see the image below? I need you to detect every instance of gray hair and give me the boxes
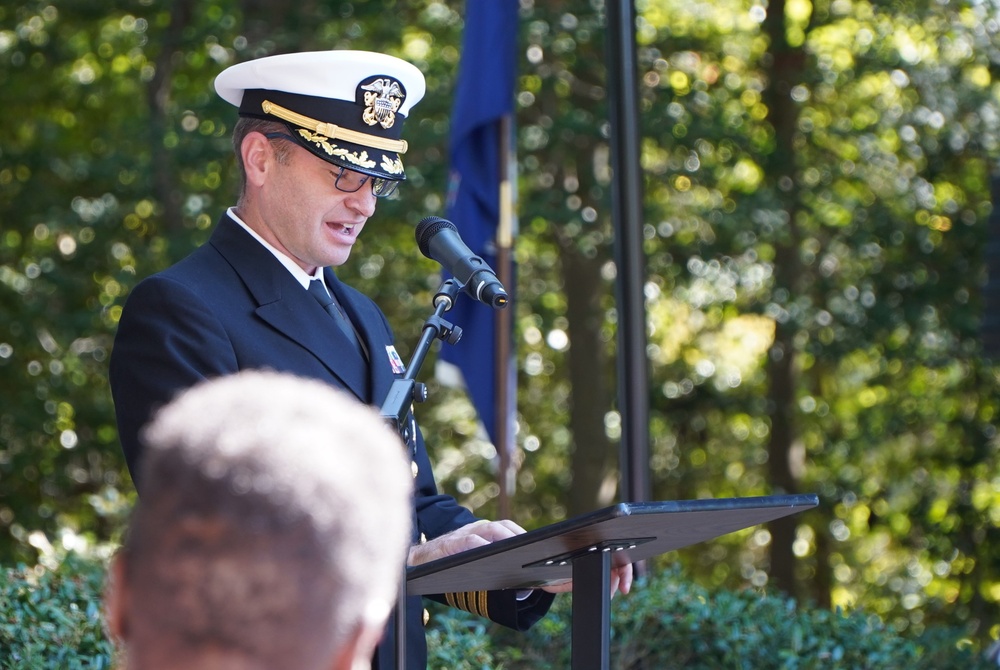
[124,370,413,668]
[232,117,294,203]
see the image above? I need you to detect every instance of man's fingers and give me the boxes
[494,519,527,535]
[475,520,522,542]
[446,533,491,554]
[540,579,573,594]
[615,563,634,595]
[409,519,534,567]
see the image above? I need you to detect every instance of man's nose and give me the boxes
[344,185,377,217]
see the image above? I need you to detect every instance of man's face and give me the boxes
[254,139,378,273]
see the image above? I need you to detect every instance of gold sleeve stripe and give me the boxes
[478,590,489,620]
[464,591,477,616]
[471,591,482,617]
[444,590,489,618]
[262,100,409,154]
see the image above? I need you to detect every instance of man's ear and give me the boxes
[104,550,130,644]
[241,131,274,189]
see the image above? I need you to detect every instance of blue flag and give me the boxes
[439,0,519,447]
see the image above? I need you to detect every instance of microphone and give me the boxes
[415,217,509,309]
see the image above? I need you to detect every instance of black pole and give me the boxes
[605,0,651,507]
[571,550,612,670]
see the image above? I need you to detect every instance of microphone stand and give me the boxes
[379,278,463,670]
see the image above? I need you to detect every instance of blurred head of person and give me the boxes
[105,370,413,670]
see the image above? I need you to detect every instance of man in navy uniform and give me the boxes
[109,49,630,669]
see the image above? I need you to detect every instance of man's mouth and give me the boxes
[328,221,355,235]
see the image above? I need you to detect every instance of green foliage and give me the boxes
[2,555,995,670]
[0,554,114,669]
[424,606,498,670]
[507,0,1000,642]
[428,569,996,670]
[2,0,1000,651]
[0,0,465,565]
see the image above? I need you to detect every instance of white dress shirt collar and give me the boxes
[227,207,324,288]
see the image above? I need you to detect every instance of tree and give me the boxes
[2,0,1000,644]
[0,0,466,563]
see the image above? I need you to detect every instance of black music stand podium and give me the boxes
[404,493,818,670]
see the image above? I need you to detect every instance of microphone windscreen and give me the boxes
[415,217,457,258]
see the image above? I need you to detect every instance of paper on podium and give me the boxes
[406,494,818,595]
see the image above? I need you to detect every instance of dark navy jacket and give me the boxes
[109,213,553,669]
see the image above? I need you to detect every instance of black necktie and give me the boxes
[307,279,364,357]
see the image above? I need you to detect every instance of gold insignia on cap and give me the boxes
[381,155,404,175]
[361,78,404,129]
[297,129,377,169]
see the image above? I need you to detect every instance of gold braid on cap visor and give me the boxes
[262,100,409,154]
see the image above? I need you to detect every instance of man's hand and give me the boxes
[408,520,634,600]
[407,519,527,566]
[539,561,634,599]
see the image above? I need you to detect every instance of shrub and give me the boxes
[2,555,993,670]
[0,554,115,669]
[430,568,996,670]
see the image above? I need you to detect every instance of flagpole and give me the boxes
[495,112,516,520]
[606,0,650,507]
[607,0,650,576]
[442,0,519,520]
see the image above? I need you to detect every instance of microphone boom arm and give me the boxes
[379,278,463,446]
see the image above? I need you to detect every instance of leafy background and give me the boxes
[2,0,1000,649]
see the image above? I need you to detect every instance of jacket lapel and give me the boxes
[210,215,371,401]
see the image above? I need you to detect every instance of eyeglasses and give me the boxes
[330,165,399,199]
[264,132,400,199]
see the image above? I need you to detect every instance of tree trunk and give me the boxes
[761,0,808,597]
[145,0,193,231]
[562,243,617,516]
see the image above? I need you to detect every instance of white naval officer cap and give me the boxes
[214,50,426,181]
